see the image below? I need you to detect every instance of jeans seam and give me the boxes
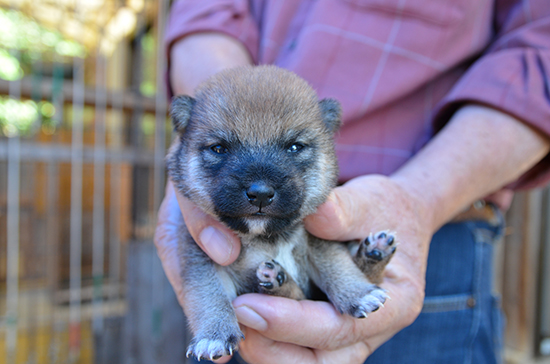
[422,293,473,313]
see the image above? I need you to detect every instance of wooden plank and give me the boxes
[0,78,158,114]
[123,241,189,364]
[538,189,550,357]
[502,190,544,361]
[0,142,156,166]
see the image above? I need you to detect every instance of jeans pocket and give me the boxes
[367,296,474,364]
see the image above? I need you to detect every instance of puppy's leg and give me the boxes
[352,230,397,284]
[256,260,306,300]
[308,237,388,318]
[179,232,244,361]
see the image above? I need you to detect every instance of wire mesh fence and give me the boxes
[0,1,195,363]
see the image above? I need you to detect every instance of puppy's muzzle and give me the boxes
[246,182,275,208]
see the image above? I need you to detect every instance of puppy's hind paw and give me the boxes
[186,332,243,361]
[349,286,389,319]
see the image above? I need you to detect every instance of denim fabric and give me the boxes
[203,216,505,364]
[365,215,506,364]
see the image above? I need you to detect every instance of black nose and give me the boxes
[246,183,275,207]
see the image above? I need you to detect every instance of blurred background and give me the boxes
[0,0,548,363]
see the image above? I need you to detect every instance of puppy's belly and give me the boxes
[273,243,299,283]
[217,240,306,298]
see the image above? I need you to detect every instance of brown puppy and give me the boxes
[166,65,397,361]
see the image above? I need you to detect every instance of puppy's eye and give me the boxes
[287,143,305,153]
[210,145,228,154]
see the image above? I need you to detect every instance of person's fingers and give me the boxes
[304,175,421,242]
[154,182,186,307]
[238,326,370,364]
[304,182,375,241]
[238,326,318,364]
[303,191,351,241]
[170,181,241,265]
[233,294,389,351]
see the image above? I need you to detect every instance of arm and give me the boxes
[169,32,252,95]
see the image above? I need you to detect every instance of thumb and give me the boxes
[304,189,359,241]
[170,181,241,265]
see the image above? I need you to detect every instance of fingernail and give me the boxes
[234,305,268,331]
[198,226,233,264]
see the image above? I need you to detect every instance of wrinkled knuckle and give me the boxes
[320,320,356,351]
[153,227,167,249]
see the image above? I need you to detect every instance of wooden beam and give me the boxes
[0,77,160,113]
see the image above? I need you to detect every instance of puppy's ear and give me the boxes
[319,98,342,134]
[170,95,196,133]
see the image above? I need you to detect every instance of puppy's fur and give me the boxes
[166,66,396,361]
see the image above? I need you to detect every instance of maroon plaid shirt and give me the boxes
[165,0,550,197]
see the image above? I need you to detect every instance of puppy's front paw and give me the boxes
[256,260,286,292]
[353,230,397,283]
[186,330,244,361]
[338,285,389,319]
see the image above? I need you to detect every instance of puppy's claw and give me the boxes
[187,335,241,361]
[259,282,274,289]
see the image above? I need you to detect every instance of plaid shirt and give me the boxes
[165,0,550,190]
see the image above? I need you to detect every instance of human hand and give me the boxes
[155,174,433,363]
[231,174,433,364]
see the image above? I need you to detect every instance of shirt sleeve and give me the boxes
[164,0,260,96]
[433,0,550,189]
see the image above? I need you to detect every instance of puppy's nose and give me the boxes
[246,183,275,207]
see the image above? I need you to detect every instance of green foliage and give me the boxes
[0,8,86,57]
[0,7,87,81]
[0,97,56,137]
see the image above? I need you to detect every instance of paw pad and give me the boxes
[362,230,397,261]
[257,260,286,291]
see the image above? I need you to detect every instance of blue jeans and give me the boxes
[211,216,506,364]
[366,215,506,364]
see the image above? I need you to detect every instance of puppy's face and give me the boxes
[167,66,341,238]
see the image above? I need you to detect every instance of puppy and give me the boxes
[166,65,397,361]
